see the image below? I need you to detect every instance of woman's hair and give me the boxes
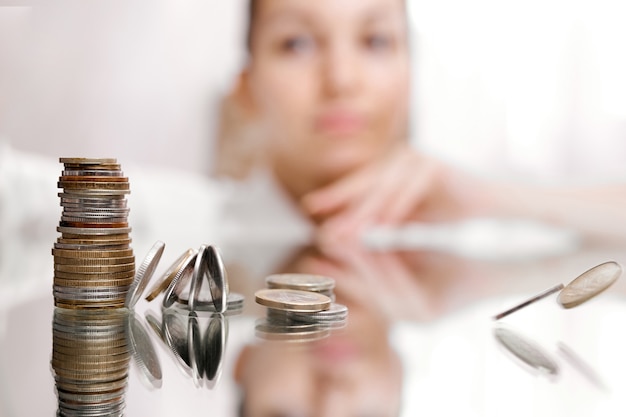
[246,0,257,54]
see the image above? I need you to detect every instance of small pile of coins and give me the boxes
[254,274,348,342]
[52,158,134,309]
[137,244,238,314]
[51,308,131,416]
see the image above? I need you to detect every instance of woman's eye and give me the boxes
[280,35,315,54]
[364,33,394,51]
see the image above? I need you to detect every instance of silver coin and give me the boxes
[176,288,244,312]
[558,261,622,308]
[57,226,132,236]
[54,243,131,250]
[62,170,124,177]
[493,324,559,376]
[162,252,197,308]
[127,313,162,389]
[190,245,228,313]
[125,241,165,309]
[289,303,348,323]
[203,314,225,387]
[266,273,335,292]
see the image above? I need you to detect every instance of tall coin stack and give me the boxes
[53,158,135,309]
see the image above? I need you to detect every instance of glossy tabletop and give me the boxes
[1,239,626,417]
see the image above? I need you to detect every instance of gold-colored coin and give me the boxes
[53,278,134,288]
[60,158,118,165]
[60,176,129,182]
[58,181,130,190]
[145,249,195,302]
[52,248,134,258]
[58,232,130,241]
[54,270,135,280]
[53,255,135,266]
[54,263,135,274]
[558,261,622,308]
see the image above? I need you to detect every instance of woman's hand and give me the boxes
[301,145,487,242]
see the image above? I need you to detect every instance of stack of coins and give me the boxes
[51,308,131,416]
[260,274,348,328]
[52,158,134,309]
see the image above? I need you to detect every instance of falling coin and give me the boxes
[125,241,165,309]
[557,261,622,308]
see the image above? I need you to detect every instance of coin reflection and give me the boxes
[235,247,404,417]
[51,308,131,417]
[156,308,230,389]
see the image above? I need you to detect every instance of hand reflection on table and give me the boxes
[232,245,453,417]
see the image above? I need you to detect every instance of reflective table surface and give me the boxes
[2,241,626,417]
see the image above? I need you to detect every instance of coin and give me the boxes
[127,313,163,389]
[190,245,228,313]
[289,303,348,323]
[557,261,622,308]
[53,255,135,266]
[54,263,135,274]
[125,240,165,309]
[60,157,118,164]
[162,252,197,308]
[493,324,559,376]
[144,249,195,302]
[52,248,134,258]
[266,273,335,292]
[255,289,331,312]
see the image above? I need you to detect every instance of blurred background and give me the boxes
[1,0,625,182]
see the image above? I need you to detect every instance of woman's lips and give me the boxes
[314,111,366,136]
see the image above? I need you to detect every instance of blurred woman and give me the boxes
[218,0,626,245]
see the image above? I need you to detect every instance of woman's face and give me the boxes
[245,0,410,196]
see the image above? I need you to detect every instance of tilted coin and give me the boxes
[207,246,229,313]
[162,252,198,308]
[266,273,335,292]
[127,313,162,389]
[125,240,165,309]
[558,261,622,308]
[189,245,228,313]
[493,324,559,376]
[144,249,195,302]
[255,289,331,312]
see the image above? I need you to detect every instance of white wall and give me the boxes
[1,0,625,182]
[0,0,247,174]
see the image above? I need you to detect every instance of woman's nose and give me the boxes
[319,40,361,99]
